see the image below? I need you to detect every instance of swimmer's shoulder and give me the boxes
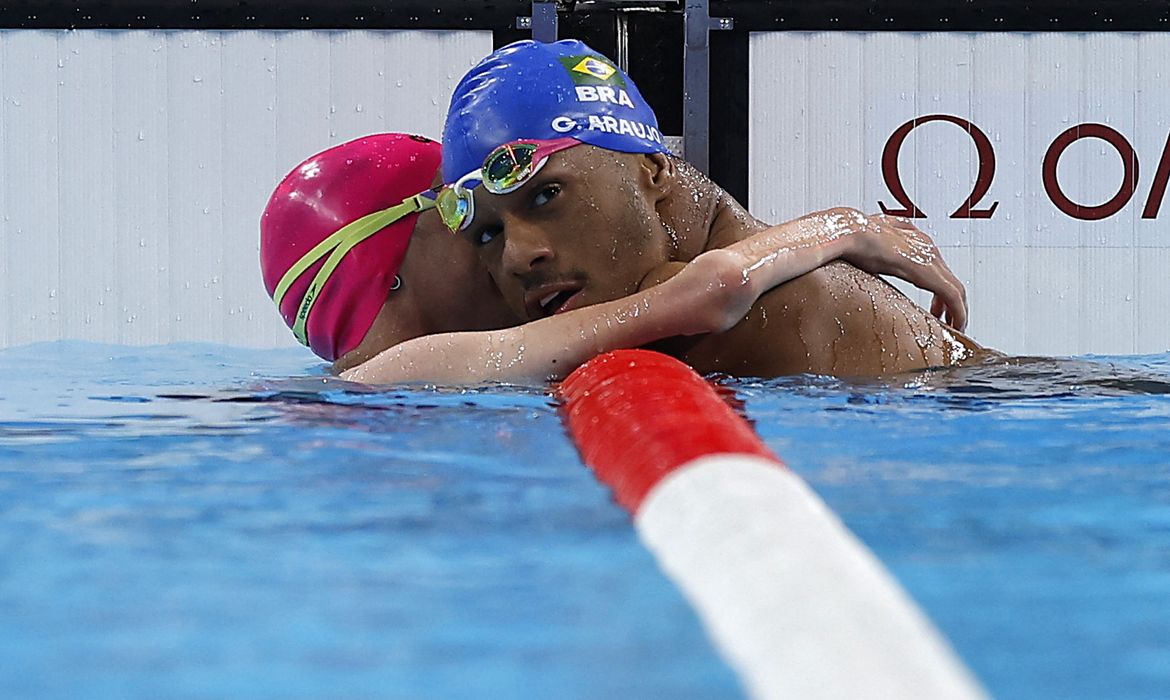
[684,262,984,376]
[655,264,843,376]
[704,194,769,252]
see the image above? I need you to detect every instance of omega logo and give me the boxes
[879,114,1170,220]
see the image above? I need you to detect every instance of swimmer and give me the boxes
[438,40,989,378]
[261,133,969,384]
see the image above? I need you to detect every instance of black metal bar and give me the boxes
[615,12,630,72]
[532,1,559,42]
[683,0,711,174]
[709,27,747,207]
[0,1,1168,31]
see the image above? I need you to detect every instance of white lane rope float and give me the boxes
[557,349,987,700]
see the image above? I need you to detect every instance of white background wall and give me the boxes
[750,32,1170,357]
[6,29,1165,358]
[0,29,492,350]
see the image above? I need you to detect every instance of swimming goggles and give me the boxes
[437,137,581,232]
[272,191,436,347]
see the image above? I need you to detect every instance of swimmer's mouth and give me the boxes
[526,284,584,319]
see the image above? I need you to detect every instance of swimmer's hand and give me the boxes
[833,209,968,331]
[699,207,968,332]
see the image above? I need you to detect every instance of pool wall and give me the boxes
[749,31,1170,357]
[3,16,1168,360]
[0,28,491,352]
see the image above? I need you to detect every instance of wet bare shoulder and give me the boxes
[672,262,981,377]
[704,194,768,252]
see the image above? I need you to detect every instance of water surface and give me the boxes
[3,342,1169,700]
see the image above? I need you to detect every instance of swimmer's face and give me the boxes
[341,174,519,371]
[460,146,672,321]
[403,206,519,332]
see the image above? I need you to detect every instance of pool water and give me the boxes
[733,354,1170,700]
[0,342,741,700]
[2,342,1169,699]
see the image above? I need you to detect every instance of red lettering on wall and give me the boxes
[1042,123,1138,221]
[1142,132,1170,219]
[879,114,999,220]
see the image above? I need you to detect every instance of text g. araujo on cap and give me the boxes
[441,39,670,183]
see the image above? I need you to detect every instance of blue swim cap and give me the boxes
[442,39,669,183]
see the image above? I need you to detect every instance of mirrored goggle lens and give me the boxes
[483,144,539,194]
[436,189,472,231]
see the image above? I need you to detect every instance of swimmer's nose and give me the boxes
[500,221,555,277]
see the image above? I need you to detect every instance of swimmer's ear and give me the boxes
[637,152,675,201]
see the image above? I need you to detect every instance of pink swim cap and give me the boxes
[260,133,442,361]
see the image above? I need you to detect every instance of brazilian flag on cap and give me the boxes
[559,55,627,88]
[442,39,668,183]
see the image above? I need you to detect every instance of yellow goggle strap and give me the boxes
[273,193,435,347]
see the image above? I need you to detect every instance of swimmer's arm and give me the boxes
[340,250,752,385]
[647,207,969,331]
[342,209,967,385]
[751,209,968,330]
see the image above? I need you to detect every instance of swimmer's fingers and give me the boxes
[869,214,968,331]
[931,295,946,322]
[925,259,967,332]
[920,232,968,332]
[931,290,968,333]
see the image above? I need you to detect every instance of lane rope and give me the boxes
[558,349,987,700]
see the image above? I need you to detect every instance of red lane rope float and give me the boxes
[558,348,777,512]
[557,349,987,700]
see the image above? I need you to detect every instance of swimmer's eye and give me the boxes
[532,183,561,208]
[473,224,503,247]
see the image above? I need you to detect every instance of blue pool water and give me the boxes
[2,342,1169,699]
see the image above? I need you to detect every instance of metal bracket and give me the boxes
[519,0,731,174]
[517,1,560,42]
[683,0,712,173]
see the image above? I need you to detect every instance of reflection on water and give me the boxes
[913,354,1170,398]
[723,352,1170,402]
